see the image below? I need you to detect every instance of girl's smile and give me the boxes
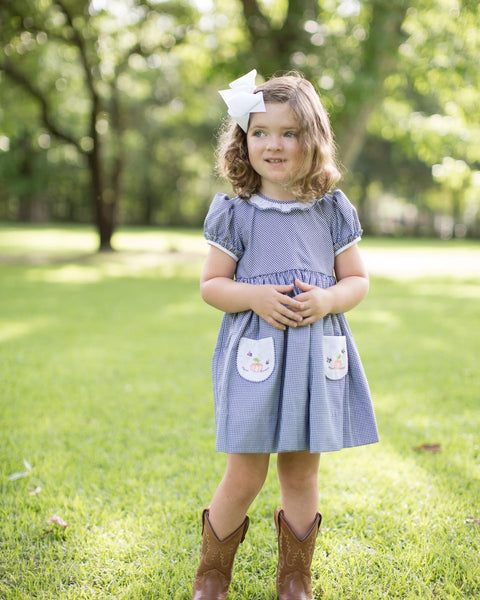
[247,103,304,201]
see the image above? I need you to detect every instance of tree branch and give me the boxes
[0,60,81,150]
[55,0,99,110]
[336,0,409,171]
[239,0,270,37]
[285,0,318,27]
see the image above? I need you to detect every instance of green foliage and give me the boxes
[1,0,480,240]
[1,228,480,598]
[368,0,480,229]
[0,0,213,236]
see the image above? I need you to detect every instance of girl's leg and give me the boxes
[208,453,270,539]
[277,451,321,538]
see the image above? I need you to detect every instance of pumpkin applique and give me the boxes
[237,337,275,382]
[324,336,348,380]
[248,355,271,373]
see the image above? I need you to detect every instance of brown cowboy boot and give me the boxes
[192,508,250,600]
[274,509,322,600]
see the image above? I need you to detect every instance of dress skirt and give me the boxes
[212,271,379,454]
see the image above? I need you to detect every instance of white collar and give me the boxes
[248,193,317,212]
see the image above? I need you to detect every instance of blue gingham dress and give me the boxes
[204,189,379,454]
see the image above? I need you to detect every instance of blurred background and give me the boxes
[1,0,479,250]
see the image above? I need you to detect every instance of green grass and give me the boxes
[1,226,479,599]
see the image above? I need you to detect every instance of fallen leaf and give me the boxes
[7,471,30,481]
[464,517,480,526]
[7,460,33,481]
[47,515,68,529]
[413,443,442,453]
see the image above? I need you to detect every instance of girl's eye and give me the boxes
[252,130,265,137]
[284,131,296,138]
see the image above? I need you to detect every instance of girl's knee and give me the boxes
[225,466,268,496]
[223,454,269,501]
[277,452,320,490]
[280,470,318,494]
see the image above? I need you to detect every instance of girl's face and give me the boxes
[247,102,304,201]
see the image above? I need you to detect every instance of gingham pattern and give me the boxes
[204,190,379,454]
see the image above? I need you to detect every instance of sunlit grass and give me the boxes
[0,223,99,256]
[1,221,479,257]
[0,223,205,259]
[1,229,479,599]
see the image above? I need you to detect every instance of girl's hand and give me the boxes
[250,283,304,331]
[293,279,333,325]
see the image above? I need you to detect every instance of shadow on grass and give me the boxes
[352,276,479,517]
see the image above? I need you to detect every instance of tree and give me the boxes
[208,0,479,235]
[369,0,480,235]
[1,0,479,237]
[0,0,197,249]
[223,0,406,174]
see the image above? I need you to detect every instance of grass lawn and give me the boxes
[1,225,479,599]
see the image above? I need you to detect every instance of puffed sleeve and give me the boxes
[330,189,363,256]
[204,193,244,262]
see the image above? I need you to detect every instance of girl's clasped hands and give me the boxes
[250,279,333,331]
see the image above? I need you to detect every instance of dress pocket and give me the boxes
[324,335,348,380]
[237,337,275,382]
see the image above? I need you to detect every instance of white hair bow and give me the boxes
[218,69,266,132]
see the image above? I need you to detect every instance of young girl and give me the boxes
[192,70,379,600]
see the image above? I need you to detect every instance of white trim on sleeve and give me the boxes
[334,236,362,256]
[206,240,240,262]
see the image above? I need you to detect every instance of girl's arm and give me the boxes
[295,244,369,325]
[200,246,304,331]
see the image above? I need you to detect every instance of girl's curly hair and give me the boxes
[216,72,341,201]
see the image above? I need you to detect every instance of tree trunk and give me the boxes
[335,1,409,172]
[240,0,319,77]
[88,144,116,252]
[239,0,409,176]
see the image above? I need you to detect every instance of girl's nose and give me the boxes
[266,136,282,151]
